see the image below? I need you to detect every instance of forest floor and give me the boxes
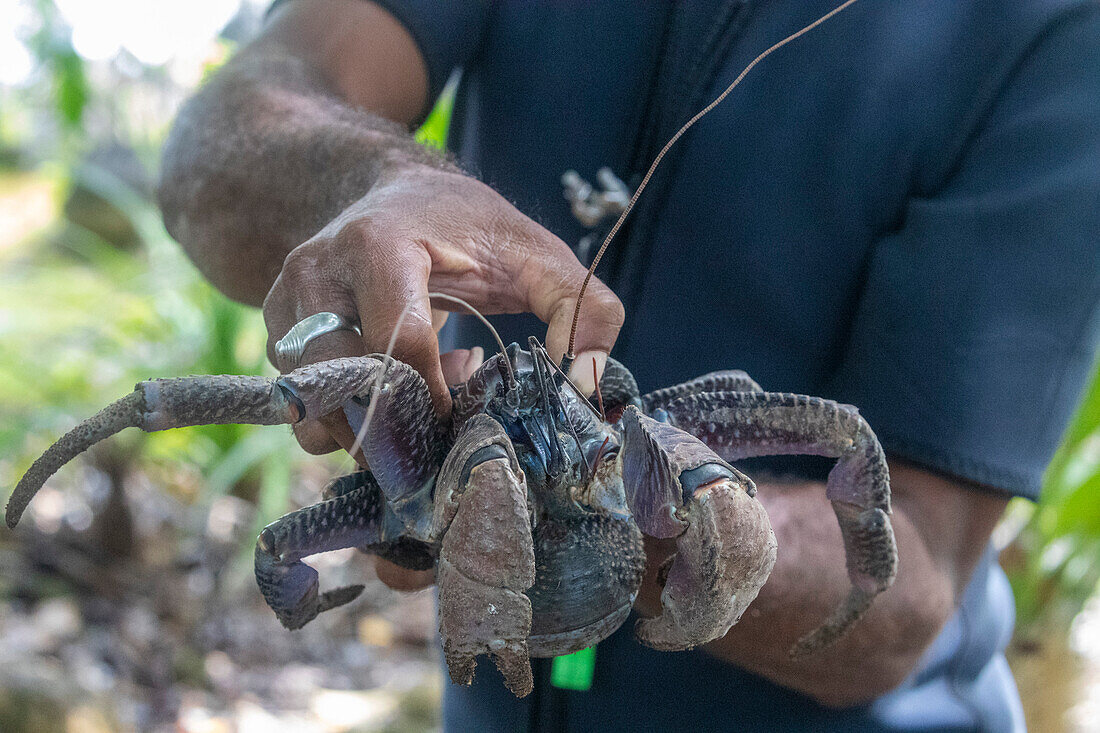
[0,465,443,733]
[1,462,1097,733]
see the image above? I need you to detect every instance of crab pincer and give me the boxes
[432,414,536,697]
[648,388,899,656]
[619,406,777,650]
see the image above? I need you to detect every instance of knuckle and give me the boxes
[591,287,626,328]
[281,244,312,276]
[334,215,381,254]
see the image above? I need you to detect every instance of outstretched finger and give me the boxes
[352,252,451,418]
[532,264,624,396]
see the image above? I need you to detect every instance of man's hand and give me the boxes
[262,163,624,455]
[159,0,623,457]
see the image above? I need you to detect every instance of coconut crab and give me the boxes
[6,335,896,698]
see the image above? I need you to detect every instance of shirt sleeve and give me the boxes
[267,0,490,105]
[826,6,1100,500]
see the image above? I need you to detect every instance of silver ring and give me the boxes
[275,312,362,369]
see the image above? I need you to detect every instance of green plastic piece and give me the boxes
[551,646,596,691]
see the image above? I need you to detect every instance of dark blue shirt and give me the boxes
[309,0,1100,729]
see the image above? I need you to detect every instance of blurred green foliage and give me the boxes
[415,83,454,151]
[1005,368,1100,631]
[28,0,88,129]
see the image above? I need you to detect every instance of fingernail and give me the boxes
[568,351,607,396]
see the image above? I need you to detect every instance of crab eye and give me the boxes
[581,434,619,468]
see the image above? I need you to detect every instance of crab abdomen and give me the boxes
[527,513,645,657]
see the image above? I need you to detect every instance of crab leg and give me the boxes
[432,414,536,698]
[7,356,442,530]
[590,356,642,419]
[619,406,777,651]
[652,389,897,656]
[6,374,298,528]
[255,472,398,629]
[642,370,762,411]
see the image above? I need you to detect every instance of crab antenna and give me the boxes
[541,342,603,420]
[531,337,592,483]
[564,0,861,360]
[528,336,567,476]
[592,358,606,422]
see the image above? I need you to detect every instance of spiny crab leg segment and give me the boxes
[590,357,642,419]
[6,356,395,529]
[339,355,445,531]
[619,406,778,651]
[642,369,763,410]
[7,375,296,528]
[255,472,392,629]
[652,389,898,657]
[432,414,536,698]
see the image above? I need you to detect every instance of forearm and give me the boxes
[157,43,449,306]
[702,481,949,706]
[636,461,1005,707]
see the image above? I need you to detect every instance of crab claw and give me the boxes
[619,406,777,650]
[255,542,366,630]
[434,414,536,697]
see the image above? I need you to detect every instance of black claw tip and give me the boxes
[319,584,365,612]
[257,528,277,554]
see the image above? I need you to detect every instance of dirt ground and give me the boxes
[2,463,1097,732]
[0,465,443,733]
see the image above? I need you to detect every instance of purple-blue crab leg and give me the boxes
[590,357,642,418]
[339,356,445,515]
[643,370,762,412]
[255,472,397,629]
[652,388,897,656]
[6,356,442,530]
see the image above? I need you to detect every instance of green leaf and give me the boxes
[54,50,88,127]
[415,84,455,151]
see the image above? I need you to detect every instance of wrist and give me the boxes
[374,147,460,191]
